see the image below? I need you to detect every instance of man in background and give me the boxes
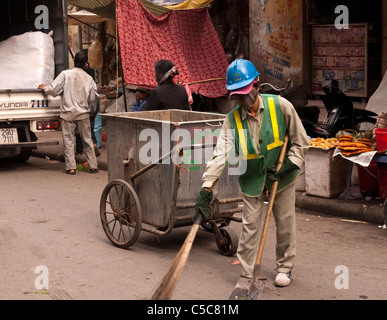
[145,60,190,111]
[132,87,150,112]
[38,51,98,175]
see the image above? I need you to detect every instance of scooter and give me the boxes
[260,79,378,138]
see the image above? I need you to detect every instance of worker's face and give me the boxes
[231,87,258,110]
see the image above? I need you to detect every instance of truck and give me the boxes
[0,0,68,161]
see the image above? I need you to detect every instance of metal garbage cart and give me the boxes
[100,109,242,256]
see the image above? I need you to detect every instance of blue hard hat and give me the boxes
[226,59,260,91]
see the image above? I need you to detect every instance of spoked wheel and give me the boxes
[215,226,239,256]
[100,179,142,249]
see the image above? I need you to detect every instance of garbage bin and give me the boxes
[101,109,241,228]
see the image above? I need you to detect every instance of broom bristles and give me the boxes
[150,223,200,300]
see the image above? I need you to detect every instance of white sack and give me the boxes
[0,31,55,90]
[366,70,387,114]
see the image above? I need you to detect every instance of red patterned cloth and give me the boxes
[117,0,229,98]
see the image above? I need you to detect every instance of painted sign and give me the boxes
[250,0,303,86]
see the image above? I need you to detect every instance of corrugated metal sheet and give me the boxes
[68,0,113,9]
[68,0,116,19]
[68,10,111,25]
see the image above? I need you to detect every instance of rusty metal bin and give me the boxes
[100,109,242,256]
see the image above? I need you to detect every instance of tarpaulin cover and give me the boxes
[165,0,215,9]
[147,0,215,9]
[117,0,229,98]
[366,69,387,114]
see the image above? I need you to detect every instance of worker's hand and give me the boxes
[194,187,213,222]
[267,158,299,182]
[38,84,47,90]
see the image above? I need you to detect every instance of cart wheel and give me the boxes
[100,179,142,249]
[201,219,231,233]
[216,226,238,256]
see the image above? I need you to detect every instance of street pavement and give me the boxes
[32,129,386,226]
[3,156,387,301]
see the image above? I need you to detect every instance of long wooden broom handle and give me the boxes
[255,133,289,265]
[150,179,218,300]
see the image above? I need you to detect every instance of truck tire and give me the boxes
[15,149,32,162]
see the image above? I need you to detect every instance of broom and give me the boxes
[149,214,203,300]
[150,182,216,300]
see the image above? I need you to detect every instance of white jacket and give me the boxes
[44,67,96,121]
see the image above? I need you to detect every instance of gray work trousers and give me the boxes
[237,183,297,278]
[61,118,98,171]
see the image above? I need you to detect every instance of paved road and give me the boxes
[0,156,386,303]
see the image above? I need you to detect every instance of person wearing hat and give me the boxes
[145,60,190,111]
[195,59,309,287]
[132,87,150,112]
[38,51,99,175]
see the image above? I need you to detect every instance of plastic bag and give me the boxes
[375,113,387,129]
[0,31,55,89]
[89,95,100,118]
[88,41,103,70]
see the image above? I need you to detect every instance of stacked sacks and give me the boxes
[0,31,55,90]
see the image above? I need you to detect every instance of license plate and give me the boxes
[0,128,19,144]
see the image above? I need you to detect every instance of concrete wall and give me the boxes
[249,0,304,87]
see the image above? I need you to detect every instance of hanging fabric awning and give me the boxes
[117,0,228,98]
[68,0,217,18]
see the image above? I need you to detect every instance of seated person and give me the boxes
[132,87,150,112]
[145,60,190,111]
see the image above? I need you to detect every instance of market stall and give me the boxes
[306,114,387,202]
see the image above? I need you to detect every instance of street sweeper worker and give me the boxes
[195,59,309,287]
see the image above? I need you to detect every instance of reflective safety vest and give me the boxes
[228,94,301,197]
